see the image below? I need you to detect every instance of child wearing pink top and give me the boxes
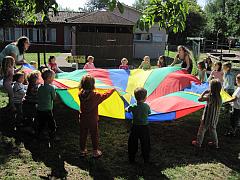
[208,61,223,83]
[119,58,129,70]
[83,56,95,69]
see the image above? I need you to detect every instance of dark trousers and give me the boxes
[128,125,150,163]
[36,110,56,136]
[79,122,99,151]
[14,103,23,125]
[230,108,240,131]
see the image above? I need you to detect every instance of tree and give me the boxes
[0,0,58,25]
[132,0,149,11]
[84,0,107,12]
[137,0,189,34]
[204,0,240,40]
[168,0,206,44]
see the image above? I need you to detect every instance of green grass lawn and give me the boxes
[0,89,240,179]
[24,52,62,65]
[164,50,207,62]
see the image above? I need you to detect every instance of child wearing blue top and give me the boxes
[223,62,235,95]
[126,87,151,164]
[197,61,207,83]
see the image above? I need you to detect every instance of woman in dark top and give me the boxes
[170,45,193,74]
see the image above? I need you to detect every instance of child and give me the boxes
[12,72,27,126]
[36,70,56,139]
[139,56,151,70]
[157,55,167,68]
[78,75,114,158]
[224,74,240,136]
[23,71,42,123]
[208,61,223,83]
[192,79,222,148]
[119,58,129,70]
[197,61,207,83]
[222,62,235,95]
[126,87,151,163]
[48,56,63,73]
[83,56,95,69]
[205,57,212,74]
[30,61,38,69]
[1,56,22,111]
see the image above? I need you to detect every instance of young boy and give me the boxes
[36,69,56,139]
[223,62,235,95]
[12,72,27,126]
[83,56,95,69]
[225,74,240,136]
[126,87,151,164]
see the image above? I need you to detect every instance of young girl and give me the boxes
[119,58,129,70]
[197,61,207,83]
[48,56,63,73]
[1,56,22,111]
[157,55,167,68]
[205,57,212,73]
[224,74,240,136]
[208,61,224,83]
[83,56,96,69]
[192,79,222,148]
[139,56,151,70]
[22,70,42,127]
[78,75,114,158]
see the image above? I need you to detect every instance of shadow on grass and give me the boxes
[0,98,239,179]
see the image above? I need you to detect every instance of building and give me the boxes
[0,5,166,65]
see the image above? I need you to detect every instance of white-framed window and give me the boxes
[134,33,152,42]
[15,28,22,40]
[153,34,163,42]
[5,28,15,41]
[0,28,4,41]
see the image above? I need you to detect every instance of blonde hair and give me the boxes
[209,79,222,107]
[121,58,128,64]
[27,70,41,85]
[143,56,150,62]
[87,56,94,61]
[42,69,55,81]
[1,56,15,76]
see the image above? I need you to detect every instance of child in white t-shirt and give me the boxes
[224,74,240,136]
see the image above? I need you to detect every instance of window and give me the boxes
[134,33,152,41]
[46,28,56,42]
[5,28,15,41]
[134,33,141,40]
[0,28,3,41]
[33,28,38,42]
[153,34,163,42]
[15,28,22,40]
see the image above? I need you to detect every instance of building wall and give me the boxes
[113,6,166,59]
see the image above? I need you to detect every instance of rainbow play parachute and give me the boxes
[49,67,231,122]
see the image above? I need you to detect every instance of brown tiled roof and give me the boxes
[66,10,135,25]
[48,11,85,23]
[35,11,85,23]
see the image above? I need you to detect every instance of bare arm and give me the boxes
[170,54,179,66]
[198,90,210,102]
[185,55,190,70]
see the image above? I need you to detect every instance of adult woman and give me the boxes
[0,36,30,65]
[170,45,194,74]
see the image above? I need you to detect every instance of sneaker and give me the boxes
[93,150,102,158]
[192,140,201,147]
[224,131,236,137]
[208,141,220,149]
[80,149,88,157]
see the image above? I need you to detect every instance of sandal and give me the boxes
[192,140,201,147]
[80,149,88,157]
[93,150,102,158]
[208,141,220,149]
